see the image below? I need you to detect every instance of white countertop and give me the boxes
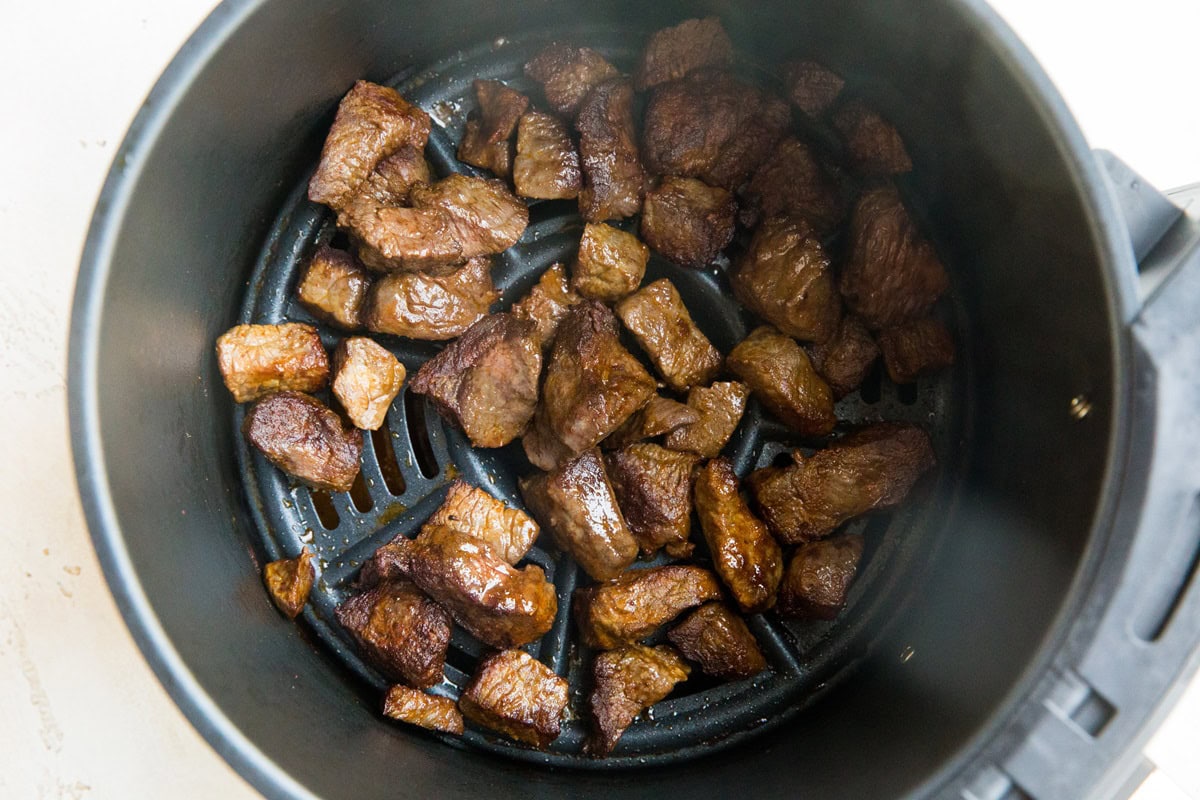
[1,2,1196,798]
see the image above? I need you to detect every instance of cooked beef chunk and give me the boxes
[263,547,315,619]
[605,444,701,557]
[356,145,433,207]
[831,99,912,176]
[634,17,734,91]
[840,185,949,330]
[524,43,620,117]
[520,448,639,581]
[740,137,845,232]
[243,391,362,492]
[603,395,700,450]
[574,564,721,649]
[425,479,539,566]
[459,649,569,748]
[807,314,880,399]
[746,422,935,543]
[640,177,736,269]
[663,381,749,459]
[409,175,529,259]
[216,323,330,403]
[347,202,466,273]
[780,60,845,116]
[409,312,541,447]
[458,116,513,177]
[615,279,722,392]
[877,317,956,384]
[335,578,452,688]
[457,80,528,177]
[727,326,836,437]
[297,246,373,330]
[382,686,464,734]
[777,534,865,619]
[364,257,498,340]
[667,602,767,680]
[331,336,406,431]
[588,644,689,755]
[694,458,783,614]
[704,93,791,192]
[571,222,649,303]
[576,79,645,222]
[513,111,582,200]
[731,216,841,343]
[510,262,581,350]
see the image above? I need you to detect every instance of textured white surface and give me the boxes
[0,2,1196,798]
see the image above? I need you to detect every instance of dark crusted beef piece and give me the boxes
[704,92,791,191]
[216,323,330,403]
[364,257,498,341]
[263,548,315,619]
[603,395,699,450]
[640,177,736,269]
[634,17,734,91]
[296,246,372,330]
[243,391,362,492]
[335,578,452,688]
[588,645,689,755]
[571,222,649,303]
[457,80,529,177]
[831,99,912,176]
[425,479,540,566]
[576,79,645,222]
[877,317,956,384]
[331,336,405,431]
[574,564,721,649]
[459,649,569,748]
[382,686,464,734]
[808,314,880,399]
[513,111,582,200]
[668,602,767,681]
[409,175,529,260]
[778,534,865,619]
[458,116,513,177]
[780,60,845,116]
[727,326,836,437]
[524,43,620,117]
[663,381,749,459]
[510,262,581,351]
[740,137,845,232]
[615,278,722,392]
[605,444,701,557]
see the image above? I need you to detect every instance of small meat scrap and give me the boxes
[746,422,935,543]
[727,326,836,437]
[364,256,498,341]
[640,177,736,269]
[777,534,865,619]
[296,246,372,330]
[409,175,529,260]
[615,279,722,392]
[520,448,639,581]
[663,381,749,459]
[840,185,949,330]
[731,216,841,343]
[574,564,721,649]
[263,547,315,619]
[605,444,701,557]
[348,202,465,273]
[694,458,783,614]
[331,337,405,430]
[603,395,699,450]
[576,79,645,222]
[383,686,464,735]
[510,262,581,350]
[425,479,539,566]
[356,145,432,207]
[780,60,845,116]
[217,323,329,403]
[335,579,451,688]
[588,644,689,755]
[409,312,541,447]
[807,314,880,399]
[634,16,734,91]
[524,43,620,117]
[740,137,845,233]
[458,117,513,177]
[668,602,767,681]
[877,316,956,384]
[459,649,569,748]
[831,99,912,176]
[457,80,529,177]
[571,222,649,303]
[513,111,581,200]
[243,391,362,492]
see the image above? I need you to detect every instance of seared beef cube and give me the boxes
[243,391,362,492]
[457,80,528,177]
[778,534,865,619]
[409,312,541,447]
[616,279,722,392]
[520,448,639,581]
[510,262,580,350]
[297,246,372,330]
[605,444,700,557]
[668,602,767,680]
[574,564,721,649]
[347,202,465,272]
[263,547,315,619]
[588,644,689,755]
[459,649,569,748]
[840,186,949,329]
[335,579,451,688]
[409,175,529,260]
[808,314,880,399]
[704,92,791,191]
[780,60,845,116]
[331,336,405,431]
[524,43,620,117]
[831,99,912,176]
[356,145,433,207]
[383,686,464,734]
[663,381,749,459]
[216,323,329,403]
[694,458,783,614]
[640,177,736,269]
[877,317,956,384]
[425,479,539,565]
[740,137,845,232]
[571,222,649,303]
[746,422,935,543]
[576,79,645,222]
[457,116,513,177]
[364,257,498,341]
[603,395,700,450]
[731,216,841,343]
[634,17,734,91]
[727,326,836,437]
[513,111,581,200]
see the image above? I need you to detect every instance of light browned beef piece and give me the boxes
[335,579,451,688]
[576,79,645,222]
[347,202,466,273]
[640,177,736,269]
[877,317,956,384]
[777,534,865,619]
[746,422,935,543]
[615,279,722,392]
[727,326,836,437]
[667,602,767,680]
[409,312,541,447]
[513,111,581,200]
[571,223,649,303]
[510,262,581,351]
[634,16,734,91]
[694,458,783,614]
[459,649,569,748]
[382,686,464,734]
[424,479,540,566]
[524,43,620,117]
[807,314,879,399]
[840,186,949,330]
[297,246,373,330]
[331,336,405,431]
[740,138,845,232]
[242,391,362,492]
[519,448,639,581]
[216,323,330,403]
[663,381,749,459]
[831,99,912,176]
[588,644,689,755]
[605,444,701,557]
[355,145,433,207]
[263,547,315,619]
[458,117,513,177]
[574,564,721,649]
[780,60,845,116]
[364,257,498,340]
[409,175,529,259]
[457,80,529,177]
[731,216,841,343]
[602,396,699,450]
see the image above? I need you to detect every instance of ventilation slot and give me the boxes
[405,391,440,479]
[858,361,883,404]
[311,490,340,530]
[897,380,919,405]
[328,230,351,250]
[443,645,478,679]
[349,471,374,513]
[1133,491,1200,641]
[370,426,407,496]
[1068,687,1116,737]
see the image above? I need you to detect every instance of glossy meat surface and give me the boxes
[615,278,722,392]
[364,257,497,341]
[668,602,767,681]
[216,323,329,403]
[335,578,451,688]
[777,534,865,619]
[424,479,539,566]
[296,246,372,330]
[663,381,748,459]
[524,43,620,117]
[409,175,529,260]
[602,395,699,450]
[263,548,315,619]
[242,391,362,492]
[639,176,736,269]
[575,79,645,222]
[459,650,568,748]
[382,686,464,734]
[588,645,689,755]
[605,443,700,557]
[573,564,721,649]
[571,223,649,303]
[331,336,405,431]
[510,262,581,351]
[727,326,836,437]
[513,111,581,200]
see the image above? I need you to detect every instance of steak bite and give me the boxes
[457,80,529,177]
[704,92,792,192]
[780,60,845,116]
[296,246,373,330]
[588,644,690,755]
[408,175,529,260]
[243,391,362,492]
[263,548,315,619]
[513,111,582,200]
[727,326,836,437]
[383,686,464,735]
[356,145,433,207]
[575,78,645,222]
[639,177,736,269]
[510,262,581,350]
[458,117,513,177]
[778,534,865,619]
[571,222,649,303]
[364,256,498,341]
[807,314,880,399]
[335,579,452,688]
[347,202,466,273]
[425,479,539,566]
[831,99,912,176]
[525,43,621,117]
[459,649,569,748]
[877,316,956,384]
[331,336,406,431]
[605,444,701,557]
[615,279,722,392]
[668,602,767,681]
[663,381,749,459]
[574,564,721,649]
[740,137,845,232]
[634,16,734,91]
[603,395,700,450]
[217,323,330,403]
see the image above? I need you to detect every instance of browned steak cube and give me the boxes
[831,99,912,176]
[409,312,541,447]
[572,222,649,303]
[510,262,581,350]
[520,448,639,581]
[807,314,880,399]
[216,323,330,403]
[778,534,865,619]
[524,43,620,117]
[408,175,529,260]
[574,564,721,649]
[668,602,767,680]
[382,686,464,734]
[576,79,645,222]
[703,92,791,192]
[263,547,315,619]
[347,202,465,273]
[746,422,935,543]
[335,579,451,688]
[425,479,539,566]
[356,145,433,207]
[780,60,845,116]
[243,391,362,492]
[331,336,405,431]
[588,645,689,755]
[634,16,734,91]
[740,137,845,232]
[605,443,700,557]
[877,317,956,384]
[297,246,372,330]
[616,279,722,392]
[460,649,569,748]
[603,395,700,450]
[513,111,582,200]
[457,116,513,177]
[457,80,529,177]
[727,326,836,437]
[364,257,498,340]
[694,458,783,614]
[640,177,736,269]
[663,381,749,459]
